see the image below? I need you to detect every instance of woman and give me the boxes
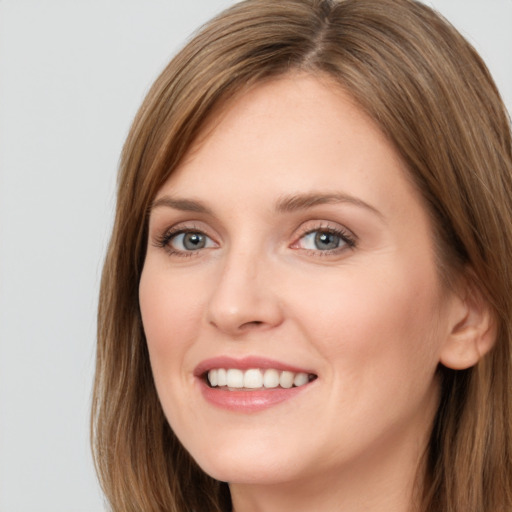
[91,0,512,510]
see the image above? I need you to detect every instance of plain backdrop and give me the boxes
[0,1,510,511]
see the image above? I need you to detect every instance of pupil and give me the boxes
[315,231,339,250]
[183,232,205,250]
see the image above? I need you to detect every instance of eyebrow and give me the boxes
[150,196,213,214]
[150,192,383,218]
[275,192,383,218]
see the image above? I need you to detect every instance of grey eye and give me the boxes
[313,231,342,250]
[300,230,344,251]
[171,232,212,251]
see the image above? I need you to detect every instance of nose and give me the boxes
[206,247,284,336]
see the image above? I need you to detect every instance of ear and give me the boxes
[439,279,496,370]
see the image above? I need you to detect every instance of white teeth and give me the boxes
[293,372,309,387]
[209,369,218,387]
[263,368,280,388]
[207,368,314,390]
[280,371,294,389]
[226,368,244,388]
[217,368,227,386]
[244,368,263,388]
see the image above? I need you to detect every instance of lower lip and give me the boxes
[199,379,311,412]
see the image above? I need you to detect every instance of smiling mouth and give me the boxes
[206,368,317,390]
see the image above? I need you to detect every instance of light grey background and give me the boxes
[0,1,510,511]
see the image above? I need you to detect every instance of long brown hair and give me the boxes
[92,0,512,510]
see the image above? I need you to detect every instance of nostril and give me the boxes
[240,320,264,330]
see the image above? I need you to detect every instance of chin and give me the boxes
[198,458,295,486]
[185,436,306,485]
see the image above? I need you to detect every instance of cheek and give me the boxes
[139,264,205,379]
[291,258,444,389]
[139,264,208,430]
[299,268,444,448]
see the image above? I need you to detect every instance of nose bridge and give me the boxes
[206,237,282,334]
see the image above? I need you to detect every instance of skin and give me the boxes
[139,74,470,512]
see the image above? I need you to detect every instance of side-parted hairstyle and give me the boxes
[92,0,512,510]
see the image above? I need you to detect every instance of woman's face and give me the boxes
[139,75,458,488]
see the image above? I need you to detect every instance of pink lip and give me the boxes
[194,356,317,413]
[199,384,310,412]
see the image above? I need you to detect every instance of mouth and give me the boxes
[205,368,317,390]
[195,356,318,411]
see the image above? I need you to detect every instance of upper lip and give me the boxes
[194,356,316,378]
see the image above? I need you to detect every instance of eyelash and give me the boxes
[153,225,214,258]
[153,223,356,258]
[292,224,356,255]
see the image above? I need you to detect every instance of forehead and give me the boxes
[155,74,413,213]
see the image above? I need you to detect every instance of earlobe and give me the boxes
[439,281,496,370]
